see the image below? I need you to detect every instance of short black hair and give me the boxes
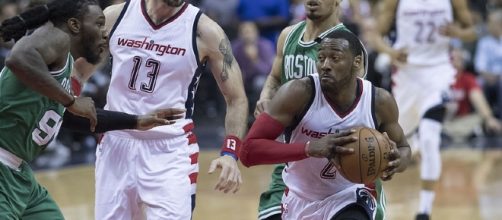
[322,30,363,57]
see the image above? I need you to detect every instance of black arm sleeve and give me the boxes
[62,109,138,133]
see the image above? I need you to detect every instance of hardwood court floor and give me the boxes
[36,148,502,220]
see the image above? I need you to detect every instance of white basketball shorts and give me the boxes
[95,130,199,220]
[392,63,456,136]
[281,185,377,220]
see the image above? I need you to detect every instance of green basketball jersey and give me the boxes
[281,21,349,84]
[0,55,73,162]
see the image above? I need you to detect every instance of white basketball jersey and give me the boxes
[393,0,453,66]
[283,74,377,201]
[106,1,203,138]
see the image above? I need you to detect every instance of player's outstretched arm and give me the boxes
[196,14,248,193]
[254,26,294,116]
[241,78,311,167]
[375,87,411,181]
[62,108,185,133]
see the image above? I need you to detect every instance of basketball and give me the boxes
[336,127,393,184]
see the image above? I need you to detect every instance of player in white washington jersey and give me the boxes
[94,0,248,219]
[241,30,411,220]
[374,0,476,219]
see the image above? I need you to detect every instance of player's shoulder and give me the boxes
[280,77,313,97]
[374,87,395,108]
[196,14,224,38]
[275,24,301,51]
[29,23,69,47]
[104,2,126,15]
[279,23,302,41]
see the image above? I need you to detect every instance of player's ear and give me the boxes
[353,55,362,69]
[67,18,81,34]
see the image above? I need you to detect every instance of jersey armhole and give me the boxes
[192,11,203,67]
[108,0,131,40]
[371,85,379,129]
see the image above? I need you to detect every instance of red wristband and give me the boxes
[220,135,241,160]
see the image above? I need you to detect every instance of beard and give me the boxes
[306,12,322,21]
[164,0,184,7]
[81,39,102,65]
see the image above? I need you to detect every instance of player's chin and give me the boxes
[320,75,333,84]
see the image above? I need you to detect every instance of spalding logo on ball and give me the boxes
[336,127,393,184]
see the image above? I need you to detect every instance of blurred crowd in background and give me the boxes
[0,0,501,169]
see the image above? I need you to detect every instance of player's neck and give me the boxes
[144,0,184,25]
[323,78,358,112]
[304,15,341,42]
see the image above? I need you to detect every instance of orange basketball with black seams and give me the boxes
[337,127,392,184]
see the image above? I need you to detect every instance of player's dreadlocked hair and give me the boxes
[0,0,99,42]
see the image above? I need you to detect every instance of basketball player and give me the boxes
[253,1,395,219]
[240,30,411,220]
[374,0,476,219]
[94,0,249,219]
[0,1,106,218]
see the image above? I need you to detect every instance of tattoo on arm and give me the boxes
[219,36,233,82]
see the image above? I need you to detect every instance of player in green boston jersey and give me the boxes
[253,1,394,219]
[0,1,105,219]
[0,1,181,219]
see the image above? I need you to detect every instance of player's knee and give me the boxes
[423,105,446,123]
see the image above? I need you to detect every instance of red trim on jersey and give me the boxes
[365,182,378,198]
[141,0,189,30]
[183,123,194,133]
[189,172,198,184]
[190,153,199,164]
[187,133,197,145]
[390,65,398,89]
[71,77,82,96]
[97,134,105,144]
[240,113,308,167]
[324,78,363,118]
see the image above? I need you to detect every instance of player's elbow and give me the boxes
[5,54,21,72]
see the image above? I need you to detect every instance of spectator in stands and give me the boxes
[444,48,502,140]
[200,0,239,40]
[474,9,502,119]
[237,0,290,44]
[232,21,274,118]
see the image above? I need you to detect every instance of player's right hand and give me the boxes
[254,98,270,117]
[307,129,357,159]
[67,96,97,132]
[389,48,408,65]
[136,108,186,130]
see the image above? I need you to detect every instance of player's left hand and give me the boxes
[208,155,242,194]
[136,108,186,130]
[381,132,401,181]
[438,22,461,38]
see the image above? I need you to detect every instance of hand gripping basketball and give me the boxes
[336,127,395,184]
[306,129,358,159]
